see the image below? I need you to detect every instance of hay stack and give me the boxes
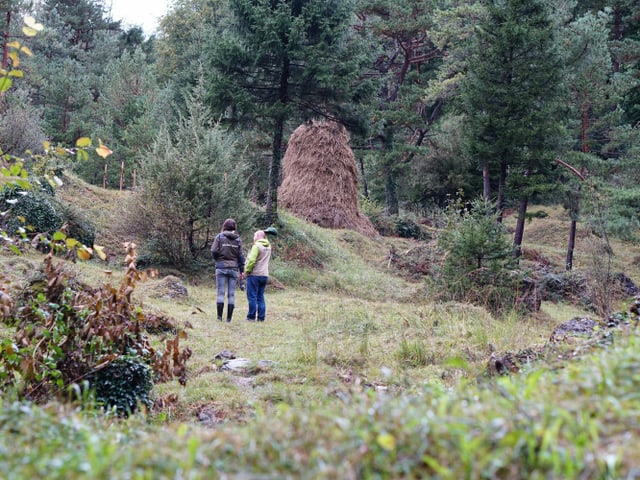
[278,120,377,237]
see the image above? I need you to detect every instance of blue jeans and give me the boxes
[216,268,238,305]
[246,276,268,321]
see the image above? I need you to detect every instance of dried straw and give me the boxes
[278,120,377,237]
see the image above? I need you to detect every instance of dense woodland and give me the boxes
[1,0,639,257]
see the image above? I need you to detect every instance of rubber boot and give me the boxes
[226,304,234,323]
[216,303,224,321]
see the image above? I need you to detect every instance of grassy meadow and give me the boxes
[1,181,639,478]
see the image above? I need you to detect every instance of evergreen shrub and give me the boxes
[435,198,520,314]
[1,188,62,236]
[89,357,152,415]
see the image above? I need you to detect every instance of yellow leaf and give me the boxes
[24,16,44,32]
[77,248,91,261]
[20,46,33,56]
[22,26,37,37]
[96,143,113,159]
[43,141,51,151]
[93,244,107,261]
[76,137,92,148]
[6,41,20,49]
[376,433,396,451]
[44,174,57,189]
[0,77,12,92]
[8,52,19,67]
[77,149,89,161]
[66,238,80,249]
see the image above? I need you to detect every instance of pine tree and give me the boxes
[207,0,375,222]
[461,0,566,255]
[355,0,444,215]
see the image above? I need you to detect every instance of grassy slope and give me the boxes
[1,179,639,478]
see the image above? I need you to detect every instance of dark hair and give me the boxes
[222,218,236,231]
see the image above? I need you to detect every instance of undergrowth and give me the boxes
[0,243,191,414]
[0,329,637,478]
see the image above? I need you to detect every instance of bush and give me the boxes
[434,198,520,314]
[362,199,426,239]
[89,357,152,415]
[539,271,589,303]
[131,86,255,268]
[394,216,423,239]
[1,188,63,237]
[0,244,191,407]
[52,200,96,248]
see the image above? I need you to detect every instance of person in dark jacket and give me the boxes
[211,218,245,322]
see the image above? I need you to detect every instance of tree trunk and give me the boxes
[265,116,284,225]
[496,160,507,223]
[359,156,369,199]
[565,103,590,271]
[482,161,490,207]
[383,124,398,215]
[2,9,10,70]
[265,54,290,225]
[566,218,576,271]
[513,196,528,258]
[384,161,398,215]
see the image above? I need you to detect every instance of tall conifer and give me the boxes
[461,0,566,255]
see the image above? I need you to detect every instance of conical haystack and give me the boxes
[278,120,377,237]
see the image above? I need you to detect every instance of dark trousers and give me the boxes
[246,275,268,321]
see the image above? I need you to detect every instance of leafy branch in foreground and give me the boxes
[0,242,191,414]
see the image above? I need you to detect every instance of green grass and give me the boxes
[1,332,638,478]
[2,194,639,478]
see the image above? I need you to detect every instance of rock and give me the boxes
[214,350,235,360]
[150,275,189,300]
[221,358,275,374]
[614,272,639,296]
[550,316,599,343]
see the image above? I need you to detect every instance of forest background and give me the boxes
[1,0,638,260]
[1,0,640,478]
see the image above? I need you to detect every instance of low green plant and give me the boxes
[89,356,153,415]
[0,188,63,237]
[396,338,432,367]
[393,215,424,239]
[434,198,520,314]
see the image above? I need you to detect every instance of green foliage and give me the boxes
[207,0,376,219]
[360,197,427,239]
[0,183,97,250]
[435,198,520,313]
[52,199,96,247]
[393,216,423,240]
[461,0,567,210]
[396,338,432,368]
[89,357,152,415]
[601,186,640,242]
[0,188,63,237]
[80,48,170,188]
[0,90,47,155]
[539,271,589,304]
[1,331,639,477]
[130,80,255,267]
